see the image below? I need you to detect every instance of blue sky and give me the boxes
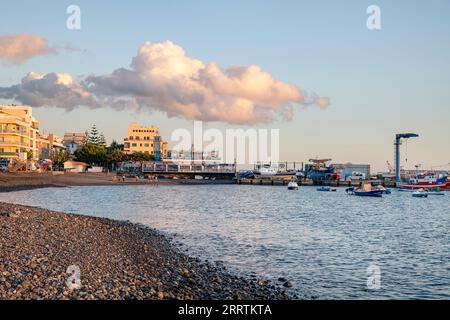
[1,0,450,171]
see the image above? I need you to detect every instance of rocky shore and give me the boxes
[0,202,292,300]
[0,172,235,193]
[0,172,154,192]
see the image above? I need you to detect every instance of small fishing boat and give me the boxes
[353,183,383,197]
[354,190,383,197]
[412,189,428,198]
[287,181,299,190]
[317,186,331,192]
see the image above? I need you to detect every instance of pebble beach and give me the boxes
[0,201,291,300]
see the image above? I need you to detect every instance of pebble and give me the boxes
[0,201,293,300]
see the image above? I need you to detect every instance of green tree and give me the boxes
[107,149,126,171]
[107,140,124,152]
[51,151,71,166]
[86,125,105,146]
[129,152,154,162]
[74,143,107,166]
[99,133,107,147]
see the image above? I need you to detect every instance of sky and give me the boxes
[1,0,449,171]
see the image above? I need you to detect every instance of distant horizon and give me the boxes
[1,0,450,172]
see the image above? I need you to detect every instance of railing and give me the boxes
[0,129,28,135]
[0,139,28,146]
[141,161,236,173]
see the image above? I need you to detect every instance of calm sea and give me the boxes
[1,185,448,299]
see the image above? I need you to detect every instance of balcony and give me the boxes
[0,151,17,157]
[0,140,28,147]
[0,128,28,136]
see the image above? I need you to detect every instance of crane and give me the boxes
[386,160,394,173]
[394,133,419,182]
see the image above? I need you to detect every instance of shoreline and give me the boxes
[0,172,235,193]
[0,201,293,300]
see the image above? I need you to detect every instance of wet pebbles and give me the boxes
[0,202,292,300]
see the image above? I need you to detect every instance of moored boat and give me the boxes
[353,182,383,197]
[398,183,445,190]
[317,186,331,192]
[398,173,447,190]
[373,185,392,194]
[444,177,450,190]
[287,181,298,190]
[412,188,428,198]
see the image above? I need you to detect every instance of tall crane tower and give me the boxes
[394,133,419,182]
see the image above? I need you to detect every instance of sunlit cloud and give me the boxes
[0,34,55,65]
[0,40,330,124]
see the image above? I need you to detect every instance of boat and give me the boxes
[412,188,428,198]
[424,187,445,196]
[397,183,446,190]
[317,186,331,192]
[444,177,450,190]
[253,162,296,178]
[398,173,447,190]
[287,181,299,190]
[353,183,383,197]
[373,185,392,194]
[345,187,356,194]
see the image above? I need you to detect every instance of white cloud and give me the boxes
[0,40,330,124]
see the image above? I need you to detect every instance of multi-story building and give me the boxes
[39,133,66,159]
[123,122,168,159]
[0,105,40,161]
[63,132,86,154]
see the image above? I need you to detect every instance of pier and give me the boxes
[139,161,236,180]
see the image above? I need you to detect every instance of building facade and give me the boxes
[0,105,40,161]
[123,122,168,159]
[63,132,86,154]
[39,133,65,159]
[334,163,371,181]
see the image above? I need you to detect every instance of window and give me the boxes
[132,143,137,147]
[144,143,149,147]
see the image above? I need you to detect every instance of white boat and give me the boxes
[254,162,296,178]
[287,181,298,190]
[412,189,428,198]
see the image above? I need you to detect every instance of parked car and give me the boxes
[346,171,366,181]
